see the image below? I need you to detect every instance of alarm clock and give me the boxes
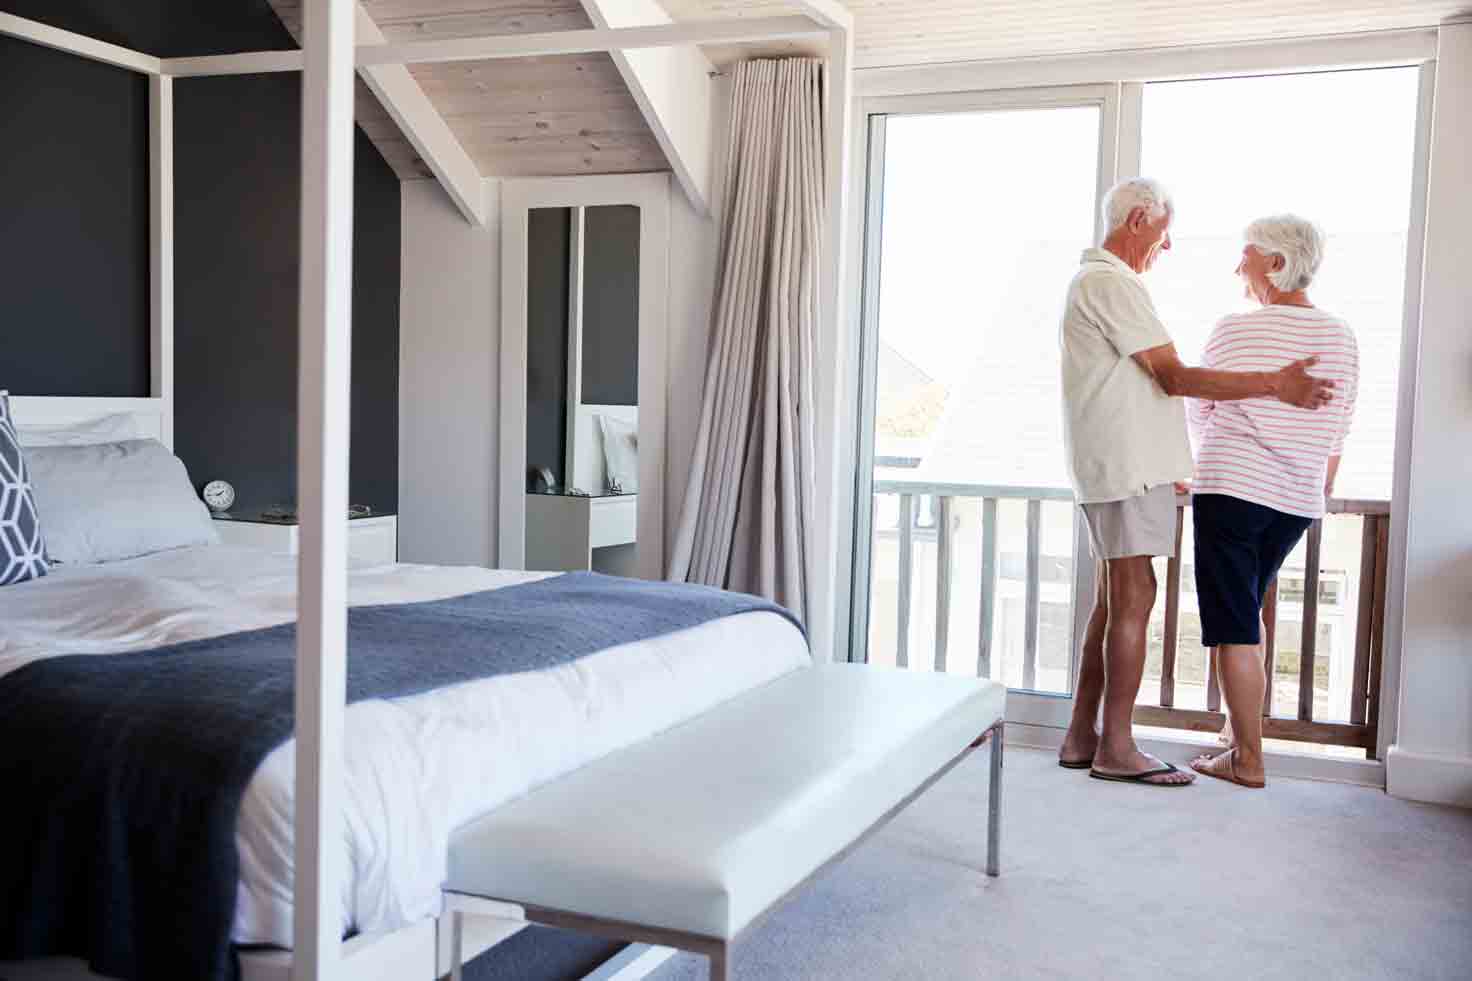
[202,479,236,513]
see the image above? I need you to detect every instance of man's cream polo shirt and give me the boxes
[1060,247,1193,504]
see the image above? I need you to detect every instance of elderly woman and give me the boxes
[1187,215,1359,788]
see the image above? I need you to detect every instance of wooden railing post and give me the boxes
[1261,580,1278,717]
[1298,520,1323,721]
[896,494,914,670]
[1350,515,1378,726]
[1367,515,1389,757]
[1021,499,1041,690]
[1160,505,1185,708]
[934,496,953,673]
[977,498,998,681]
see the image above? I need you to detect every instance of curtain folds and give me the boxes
[668,58,825,624]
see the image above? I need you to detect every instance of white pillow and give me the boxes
[596,414,639,494]
[16,412,140,447]
[24,439,220,565]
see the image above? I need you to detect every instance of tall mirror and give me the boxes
[524,204,641,575]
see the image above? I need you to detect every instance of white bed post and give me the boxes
[294,0,356,978]
[148,75,174,450]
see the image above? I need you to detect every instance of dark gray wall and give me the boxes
[526,207,572,490]
[2,2,401,515]
[581,205,640,406]
[0,1,294,57]
[172,72,401,514]
[0,35,150,397]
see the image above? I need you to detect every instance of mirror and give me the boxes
[524,204,641,575]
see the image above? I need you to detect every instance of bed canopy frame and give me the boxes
[0,2,855,978]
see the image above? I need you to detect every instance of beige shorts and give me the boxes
[1080,483,1178,559]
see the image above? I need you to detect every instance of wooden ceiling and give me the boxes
[266,0,669,181]
[658,0,1465,68]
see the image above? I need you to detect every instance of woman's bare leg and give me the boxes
[1194,642,1267,786]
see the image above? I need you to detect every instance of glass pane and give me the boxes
[864,105,1102,693]
[1140,67,1420,501]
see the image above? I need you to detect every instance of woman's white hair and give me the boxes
[1102,177,1173,232]
[1245,214,1326,292]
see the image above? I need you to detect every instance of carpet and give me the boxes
[649,747,1472,980]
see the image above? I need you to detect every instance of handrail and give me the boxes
[873,476,1388,514]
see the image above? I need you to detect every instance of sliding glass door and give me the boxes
[850,67,1424,753]
[850,87,1116,726]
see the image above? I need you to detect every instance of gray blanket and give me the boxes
[0,571,803,981]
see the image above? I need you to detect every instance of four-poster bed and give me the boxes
[1,4,1008,981]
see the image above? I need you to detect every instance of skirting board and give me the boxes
[1007,721,1386,788]
[1385,744,1472,808]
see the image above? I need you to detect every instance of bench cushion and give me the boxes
[446,664,1005,940]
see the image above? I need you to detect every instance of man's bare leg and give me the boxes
[1092,555,1193,784]
[1060,562,1108,765]
[1193,643,1267,786]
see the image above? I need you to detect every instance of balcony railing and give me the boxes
[868,479,1390,756]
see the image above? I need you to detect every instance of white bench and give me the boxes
[444,663,1006,980]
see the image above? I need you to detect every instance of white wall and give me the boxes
[399,167,722,571]
[1386,17,1472,809]
[663,75,729,572]
[398,178,502,566]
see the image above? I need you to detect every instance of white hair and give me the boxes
[1102,177,1173,232]
[1245,214,1325,292]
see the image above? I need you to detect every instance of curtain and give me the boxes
[668,58,824,624]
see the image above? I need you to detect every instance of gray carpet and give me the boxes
[650,747,1472,981]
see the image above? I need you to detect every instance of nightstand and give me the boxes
[526,492,637,574]
[212,512,398,565]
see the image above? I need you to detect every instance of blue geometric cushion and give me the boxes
[0,391,49,585]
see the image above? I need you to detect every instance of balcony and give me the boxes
[863,479,1390,755]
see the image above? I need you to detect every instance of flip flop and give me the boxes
[1058,756,1094,770]
[1088,760,1192,786]
[1189,748,1265,789]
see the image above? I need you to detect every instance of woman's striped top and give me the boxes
[1188,305,1359,518]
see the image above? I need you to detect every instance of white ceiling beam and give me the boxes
[353,5,485,226]
[579,0,715,217]
[0,11,161,74]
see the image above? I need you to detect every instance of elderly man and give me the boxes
[1058,178,1332,787]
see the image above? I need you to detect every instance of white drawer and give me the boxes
[347,517,399,565]
[589,495,638,549]
[213,515,397,564]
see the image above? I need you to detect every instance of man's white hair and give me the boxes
[1102,177,1173,232]
[1245,214,1326,292]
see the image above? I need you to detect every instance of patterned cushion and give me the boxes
[0,392,49,585]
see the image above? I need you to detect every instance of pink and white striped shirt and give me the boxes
[1188,305,1359,518]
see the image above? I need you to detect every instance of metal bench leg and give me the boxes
[449,911,465,981]
[708,942,729,981]
[986,722,1003,877]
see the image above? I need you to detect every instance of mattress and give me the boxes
[0,544,810,948]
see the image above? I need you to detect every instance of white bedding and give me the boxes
[0,545,809,948]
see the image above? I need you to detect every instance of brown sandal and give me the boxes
[1190,748,1265,789]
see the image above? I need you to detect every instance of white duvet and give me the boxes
[0,545,809,948]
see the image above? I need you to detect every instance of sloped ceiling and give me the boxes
[659,0,1465,68]
[267,0,668,180]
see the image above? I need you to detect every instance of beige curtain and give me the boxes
[668,58,824,623]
